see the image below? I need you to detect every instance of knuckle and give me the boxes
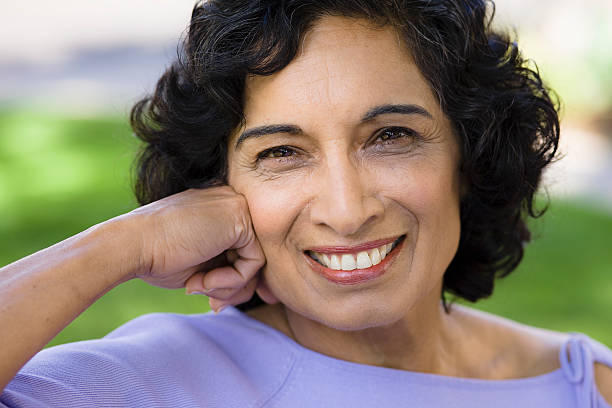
[231,204,253,239]
[208,288,236,301]
[232,289,255,305]
[230,194,249,214]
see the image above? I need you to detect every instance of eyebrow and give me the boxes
[360,103,432,122]
[234,103,432,150]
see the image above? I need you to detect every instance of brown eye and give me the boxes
[377,127,417,142]
[257,146,296,160]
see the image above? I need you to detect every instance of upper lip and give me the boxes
[305,235,403,254]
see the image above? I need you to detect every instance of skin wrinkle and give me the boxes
[118,0,573,383]
[228,16,467,375]
[235,104,434,150]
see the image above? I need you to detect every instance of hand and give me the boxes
[127,186,278,311]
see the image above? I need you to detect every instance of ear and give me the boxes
[255,275,280,304]
[595,362,612,404]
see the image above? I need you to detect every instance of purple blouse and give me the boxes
[2,306,611,407]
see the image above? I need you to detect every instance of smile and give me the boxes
[306,236,404,270]
[303,235,406,285]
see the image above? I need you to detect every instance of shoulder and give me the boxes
[595,363,612,405]
[449,304,567,379]
[451,305,612,405]
[68,309,296,376]
[2,310,298,407]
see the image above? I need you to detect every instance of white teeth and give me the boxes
[321,253,330,267]
[310,238,400,270]
[369,248,381,265]
[330,254,341,270]
[341,254,357,271]
[356,251,372,269]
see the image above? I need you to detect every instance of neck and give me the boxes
[280,293,460,374]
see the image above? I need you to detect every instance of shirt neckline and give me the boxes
[222,306,569,388]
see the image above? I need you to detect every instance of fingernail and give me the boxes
[214,305,228,315]
[187,288,220,296]
[186,290,206,295]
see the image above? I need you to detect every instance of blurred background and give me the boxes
[0,0,611,347]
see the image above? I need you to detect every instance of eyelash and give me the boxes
[374,126,420,145]
[255,126,419,163]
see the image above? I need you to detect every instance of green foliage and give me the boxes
[0,110,610,348]
[0,110,208,347]
[468,200,612,346]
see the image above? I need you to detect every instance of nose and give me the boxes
[308,153,384,236]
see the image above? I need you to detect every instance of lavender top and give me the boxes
[2,306,611,407]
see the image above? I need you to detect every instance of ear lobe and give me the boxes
[255,275,280,304]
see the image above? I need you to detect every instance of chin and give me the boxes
[298,299,408,331]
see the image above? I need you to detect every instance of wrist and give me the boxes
[83,214,144,285]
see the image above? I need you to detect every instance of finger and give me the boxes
[186,281,242,301]
[183,254,230,294]
[185,267,246,299]
[202,287,243,301]
[205,271,274,303]
[225,277,258,305]
[184,271,207,295]
[208,278,258,312]
[208,296,224,313]
[202,266,248,290]
[231,223,266,281]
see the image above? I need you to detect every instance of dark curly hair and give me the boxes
[130,0,560,310]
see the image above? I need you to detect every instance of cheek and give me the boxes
[410,165,461,280]
[373,155,459,210]
[376,157,461,271]
[419,179,461,258]
[240,182,304,249]
[241,181,311,307]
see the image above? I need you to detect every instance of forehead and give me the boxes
[240,16,441,130]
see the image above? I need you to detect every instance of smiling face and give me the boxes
[228,17,462,330]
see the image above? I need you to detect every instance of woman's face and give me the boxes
[228,17,462,330]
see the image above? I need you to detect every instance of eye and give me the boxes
[374,126,419,144]
[257,146,297,160]
[254,145,305,173]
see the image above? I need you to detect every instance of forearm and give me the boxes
[0,217,140,391]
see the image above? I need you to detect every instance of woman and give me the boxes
[1,0,611,406]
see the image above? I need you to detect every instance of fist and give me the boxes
[126,186,278,311]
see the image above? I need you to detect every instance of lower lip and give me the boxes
[303,239,405,285]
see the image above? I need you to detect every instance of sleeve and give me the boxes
[559,333,612,408]
[0,340,171,408]
[0,311,298,408]
[0,313,208,407]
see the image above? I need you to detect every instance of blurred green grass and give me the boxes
[0,109,208,347]
[0,110,611,348]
